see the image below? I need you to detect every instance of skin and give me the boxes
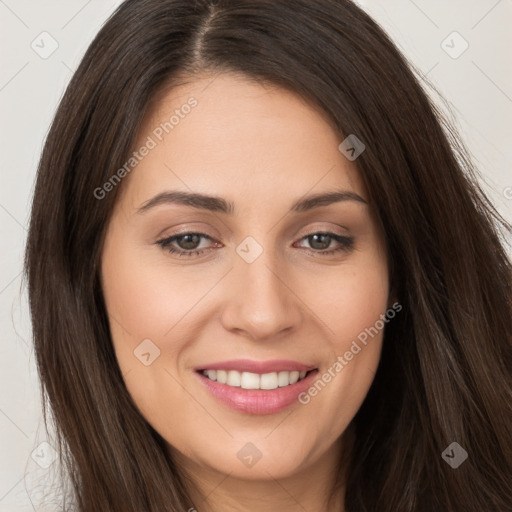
[101,73,391,512]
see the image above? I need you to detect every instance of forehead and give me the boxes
[121,73,367,209]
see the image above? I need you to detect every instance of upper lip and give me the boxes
[196,359,317,374]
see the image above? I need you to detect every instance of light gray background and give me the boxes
[1,0,511,510]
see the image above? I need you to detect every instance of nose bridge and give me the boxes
[241,252,283,305]
[220,239,301,339]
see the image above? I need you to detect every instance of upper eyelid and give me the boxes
[157,230,351,250]
[158,229,348,241]
[157,232,215,246]
[155,217,352,242]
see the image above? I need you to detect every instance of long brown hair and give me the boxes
[24,0,512,510]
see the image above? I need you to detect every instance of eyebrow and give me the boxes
[137,189,367,215]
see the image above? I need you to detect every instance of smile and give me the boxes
[200,369,309,390]
[195,362,319,415]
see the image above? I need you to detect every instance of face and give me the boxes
[101,73,390,488]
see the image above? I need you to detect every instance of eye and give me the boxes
[294,232,354,255]
[156,231,354,258]
[156,233,220,257]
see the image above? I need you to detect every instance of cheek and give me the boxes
[101,237,220,363]
[294,251,389,427]
[303,252,389,346]
[100,239,209,431]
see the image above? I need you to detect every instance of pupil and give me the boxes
[179,234,201,250]
[309,234,330,250]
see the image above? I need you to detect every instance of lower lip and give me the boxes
[196,369,319,415]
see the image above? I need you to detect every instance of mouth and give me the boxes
[195,366,319,415]
[197,368,314,390]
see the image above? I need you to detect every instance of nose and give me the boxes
[220,249,303,340]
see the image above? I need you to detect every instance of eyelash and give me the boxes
[155,231,354,258]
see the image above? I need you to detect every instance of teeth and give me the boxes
[241,371,260,389]
[260,372,277,390]
[217,370,227,384]
[206,369,217,381]
[227,370,241,387]
[201,369,310,389]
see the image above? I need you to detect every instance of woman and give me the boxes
[24,0,512,510]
